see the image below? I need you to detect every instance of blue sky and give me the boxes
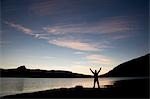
[1,0,149,74]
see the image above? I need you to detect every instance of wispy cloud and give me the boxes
[34,33,50,39]
[74,51,85,55]
[28,55,56,59]
[48,39,99,51]
[4,21,111,52]
[111,34,129,40]
[5,19,132,41]
[5,21,34,35]
[86,54,113,65]
[4,15,137,52]
[4,21,50,40]
[94,16,134,34]
[42,16,136,36]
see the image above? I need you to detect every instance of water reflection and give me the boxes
[1,78,24,91]
[15,78,24,91]
[0,78,24,97]
[0,77,143,97]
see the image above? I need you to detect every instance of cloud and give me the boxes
[4,21,50,40]
[48,39,99,51]
[5,21,34,35]
[42,24,86,35]
[74,51,85,55]
[34,33,50,39]
[42,16,135,36]
[4,21,111,52]
[93,16,135,34]
[4,15,137,52]
[111,35,129,40]
[86,54,113,65]
[27,55,56,59]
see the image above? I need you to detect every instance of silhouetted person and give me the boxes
[90,68,101,88]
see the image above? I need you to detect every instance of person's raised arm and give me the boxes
[90,68,94,74]
[98,68,101,74]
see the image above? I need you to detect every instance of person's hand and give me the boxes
[98,68,101,73]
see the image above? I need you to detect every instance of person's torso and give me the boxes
[94,73,98,78]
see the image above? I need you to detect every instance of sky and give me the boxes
[0,0,149,75]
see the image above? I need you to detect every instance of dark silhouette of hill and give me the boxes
[0,54,149,78]
[0,66,91,78]
[101,54,149,77]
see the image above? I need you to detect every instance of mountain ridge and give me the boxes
[100,54,149,77]
[0,54,149,77]
[0,66,92,78]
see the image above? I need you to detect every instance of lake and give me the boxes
[0,77,144,97]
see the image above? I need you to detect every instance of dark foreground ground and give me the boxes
[2,78,149,98]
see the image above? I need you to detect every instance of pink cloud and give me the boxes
[5,21,33,35]
[74,51,85,54]
[86,54,113,65]
[42,16,134,36]
[48,39,99,51]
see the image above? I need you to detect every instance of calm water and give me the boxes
[0,77,143,97]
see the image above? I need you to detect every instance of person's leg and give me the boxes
[97,80,100,88]
[93,79,96,88]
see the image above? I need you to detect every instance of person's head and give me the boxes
[95,70,97,73]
